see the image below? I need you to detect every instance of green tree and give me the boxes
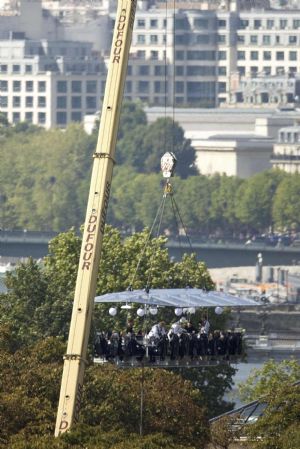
[209,174,243,233]
[272,173,300,229]
[238,358,300,402]
[244,383,300,449]
[0,226,214,345]
[141,118,197,178]
[0,336,209,449]
[235,170,285,233]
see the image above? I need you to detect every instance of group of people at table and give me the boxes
[94,316,243,363]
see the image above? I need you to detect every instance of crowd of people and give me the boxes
[94,317,244,364]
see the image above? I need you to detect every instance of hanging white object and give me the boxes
[149,306,158,315]
[175,307,183,316]
[215,306,223,315]
[109,307,117,316]
[137,307,145,317]
[161,152,177,178]
[188,307,196,314]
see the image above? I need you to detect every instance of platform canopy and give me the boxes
[95,288,259,308]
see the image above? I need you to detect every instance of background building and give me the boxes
[2,0,300,125]
[271,125,300,173]
[0,36,105,127]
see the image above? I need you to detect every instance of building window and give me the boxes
[218,66,227,76]
[137,50,145,59]
[0,96,8,107]
[289,36,297,44]
[56,111,67,125]
[276,67,285,75]
[175,81,184,94]
[250,35,258,44]
[267,19,274,29]
[25,112,33,122]
[218,19,226,28]
[150,50,158,60]
[218,51,227,60]
[138,81,149,93]
[38,112,46,124]
[38,96,46,107]
[26,81,33,92]
[218,82,226,93]
[86,80,97,94]
[137,19,145,27]
[237,51,245,60]
[289,51,297,61]
[71,96,81,108]
[263,66,271,75]
[194,18,209,28]
[289,66,297,73]
[154,66,165,76]
[26,96,33,107]
[254,20,261,29]
[218,35,226,43]
[262,35,271,45]
[13,81,21,92]
[150,19,158,28]
[71,112,82,122]
[154,81,164,94]
[237,35,245,43]
[250,51,259,60]
[263,51,271,60]
[150,35,158,44]
[239,19,249,29]
[293,19,300,29]
[175,51,185,60]
[175,66,184,76]
[71,81,82,93]
[137,34,145,44]
[280,19,287,29]
[57,80,67,93]
[0,80,8,91]
[13,96,21,107]
[0,65,7,73]
[25,65,32,74]
[38,81,46,92]
[13,112,20,123]
[276,51,284,61]
[57,96,67,109]
[139,65,149,76]
[250,66,258,75]
[12,65,20,73]
[276,36,280,44]
[125,81,132,94]
[86,96,96,109]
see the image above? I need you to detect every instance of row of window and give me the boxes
[237,34,300,45]
[239,18,300,30]
[237,66,297,76]
[0,64,34,74]
[238,50,299,61]
[0,96,45,108]
[0,80,99,94]
[0,95,98,110]
[1,111,83,125]
[0,80,46,92]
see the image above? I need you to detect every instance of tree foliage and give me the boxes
[0,336,210,449]
[238,358,300,402]
[244,383,300,449]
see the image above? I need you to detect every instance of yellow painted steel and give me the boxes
[55,0,137,436]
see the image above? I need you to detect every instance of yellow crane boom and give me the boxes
[55,0,137,436]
